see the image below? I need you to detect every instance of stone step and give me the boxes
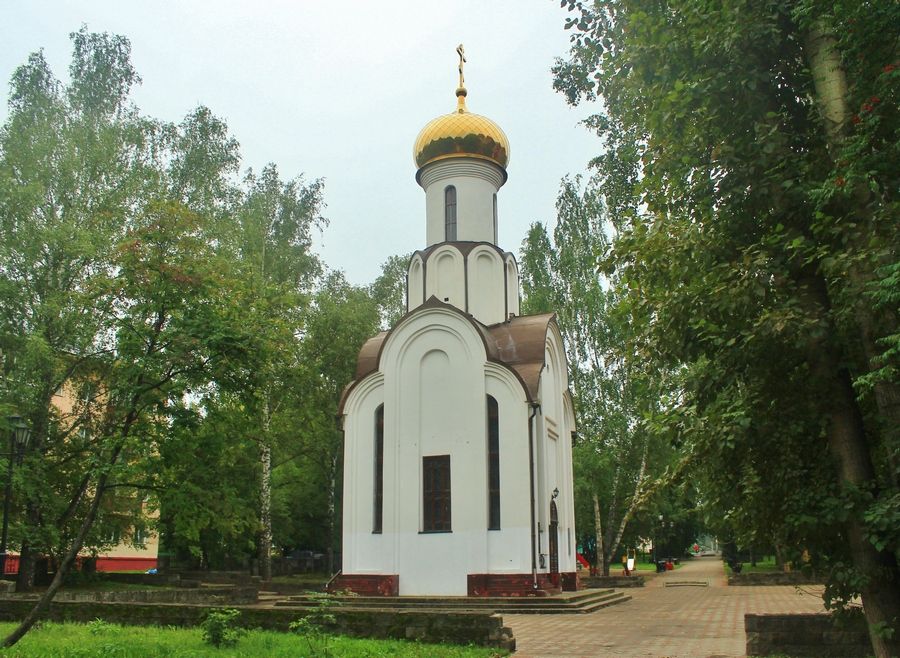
[273,589,630,615]
[283,588,616,607]
[663,580,709,587]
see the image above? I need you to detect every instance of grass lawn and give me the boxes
[725,556,781,574]
[269,573,330,586]
[0,621,508,657]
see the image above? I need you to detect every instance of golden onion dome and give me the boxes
[414,47,509,171]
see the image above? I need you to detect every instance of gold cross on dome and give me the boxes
[456,44,466,89]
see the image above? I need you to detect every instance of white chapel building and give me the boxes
[332,51,577,597]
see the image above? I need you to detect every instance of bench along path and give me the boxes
[505,556,827,657]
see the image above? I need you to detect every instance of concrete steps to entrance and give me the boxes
[273,587,630,615]
[663,580,709,588]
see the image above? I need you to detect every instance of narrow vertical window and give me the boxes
[492,193,498,244]
[423,455,451,532]
[487,396,500,529]
[373,405,384,533]
[444,186,457,241]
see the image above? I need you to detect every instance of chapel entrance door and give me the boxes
[549,499,559,575]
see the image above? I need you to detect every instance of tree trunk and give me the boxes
[602,465,621,576]
[774,543,785,571]
[257,397,273,582]
[258,439,272,582]
[14,543,35,593]
[3,468,109,647]
[802,273,900,658]
[805,17,900,489]
[820,358,900,657]
[592,493,604,577]
[607,436,649,570]
[2,430,127,649]
[326,451,337,575]
[802,19,900,656]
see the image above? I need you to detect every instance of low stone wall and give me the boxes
[580,575,645,588]
[264,581,326,595]
[169,570,262,586]
[103,573,190,587]
[49,585,258,604]
[728,572,823,586]
[745,613,870,657]
[0,599,514,650]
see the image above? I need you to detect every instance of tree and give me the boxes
[555,1,899,652]
[369,253,411,329]
[0,30,156,591]
[288,272,380,573]
[224,164,324,581]
[0,27,324,645]
[520,178,672,576]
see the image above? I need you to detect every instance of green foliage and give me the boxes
[85,619,120,636]
[369,253,412,329]
[520,177,679,573]
[199,608,245,648]
[553,0,900,636]
[289,592,340,657]
[0,621,504,657]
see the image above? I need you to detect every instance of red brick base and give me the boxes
[327,574,399,596]
[467,572,577,597]
[559,571,579,591]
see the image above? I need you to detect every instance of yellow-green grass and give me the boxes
[0,621,508,657]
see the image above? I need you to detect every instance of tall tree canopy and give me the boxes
[0,27,343,646]
[555,0,899,652]
[521,178,676,576]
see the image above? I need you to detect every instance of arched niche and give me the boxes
[424,246,465,309]
[407,255,424,312]
[505,255,520,317]
[467,246,505,325]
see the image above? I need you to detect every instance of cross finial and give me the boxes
[455,44,468,112]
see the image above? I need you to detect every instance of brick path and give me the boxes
[504,556,826,657]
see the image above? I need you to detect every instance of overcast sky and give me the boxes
[2,0,602,286]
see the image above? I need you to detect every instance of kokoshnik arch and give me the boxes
[331,46,577,597]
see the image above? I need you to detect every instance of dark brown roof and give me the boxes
[338,297,556,414]
[354,332,388,380]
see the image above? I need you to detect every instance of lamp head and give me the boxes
[7,415,31,451]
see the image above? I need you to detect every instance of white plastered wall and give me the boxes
[467,246,505,325]
[485,363,532,573]
[419,159,504,246]
[536,323,577,574]
[380,308,490,595]
[424,246,465,310]
[340,373,388,575]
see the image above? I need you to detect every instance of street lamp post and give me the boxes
[655,514,663,568]
[1,415,31,578]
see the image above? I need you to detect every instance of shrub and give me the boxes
[290,592,340,657]
[200,608,245,648]
[86,618,121,636]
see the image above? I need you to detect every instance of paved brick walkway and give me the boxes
[504,556,826,657]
